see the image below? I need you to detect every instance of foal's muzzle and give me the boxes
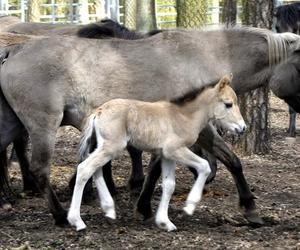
[234,121,247,135]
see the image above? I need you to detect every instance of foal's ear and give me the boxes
[217,74,232,92]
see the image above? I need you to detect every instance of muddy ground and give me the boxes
[0,96,299,250]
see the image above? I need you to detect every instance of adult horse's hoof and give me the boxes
[54,211,69,227]
[244,210,264,226]
[135,202,153,221]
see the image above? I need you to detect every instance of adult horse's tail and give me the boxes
[79,115,98,162]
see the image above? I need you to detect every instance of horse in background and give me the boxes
[68,75,245,231]
[274,2,300,137]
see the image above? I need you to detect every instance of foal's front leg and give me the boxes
[165,147,211,216]
[155,158,177,231]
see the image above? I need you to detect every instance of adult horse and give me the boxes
[1,26,298,226]
[0,19,154,207]
[274,2,300,137]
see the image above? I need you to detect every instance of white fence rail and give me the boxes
[0,0,298,26]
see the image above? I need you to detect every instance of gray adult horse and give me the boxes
[0,27,298,226]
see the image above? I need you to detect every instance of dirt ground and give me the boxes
[0,95,299,250]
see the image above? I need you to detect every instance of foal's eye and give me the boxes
[224,102,233,109]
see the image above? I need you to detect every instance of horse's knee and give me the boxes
[196,159,211,177]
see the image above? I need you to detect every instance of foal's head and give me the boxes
[212,75,246,134]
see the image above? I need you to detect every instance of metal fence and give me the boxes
[0,0,298,26]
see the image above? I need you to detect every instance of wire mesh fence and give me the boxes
[0,0,297,26]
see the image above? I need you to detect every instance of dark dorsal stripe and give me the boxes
[77,19,163,40]
[170,82,217,106]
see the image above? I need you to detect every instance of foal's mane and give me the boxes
[170,82,217,106]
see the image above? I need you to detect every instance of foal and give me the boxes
[68,75,246,231]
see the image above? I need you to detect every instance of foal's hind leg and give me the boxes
[68,143,125,231]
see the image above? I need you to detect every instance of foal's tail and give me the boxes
[79,114,98,162]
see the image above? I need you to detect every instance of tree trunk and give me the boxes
[221,0,237,26]
[237,0,274,154]
[136,0,157,32]
[27,0,41,22]
[176,0,207,28]
[79,0,90,24]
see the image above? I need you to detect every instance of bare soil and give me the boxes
[0,95,299,250]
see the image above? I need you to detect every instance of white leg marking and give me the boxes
[164,147,211,216]
[93,168,116,220]
[68,148,112,231]
[155,158,177,232]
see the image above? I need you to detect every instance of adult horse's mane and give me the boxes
[232,26,300,65]
[77,19,163,40]
[78,19,300,67]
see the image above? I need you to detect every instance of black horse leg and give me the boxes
[287,105,297,137]
[136,124,263,225]
[13,133,40,194]
[127,145,144,191]
[196,124,264,225]
[136,154,161,220]
[0,149,11,208]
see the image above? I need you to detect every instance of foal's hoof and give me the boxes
[155,219,177,232]
[244,210,264,226]
[183,202,196,216]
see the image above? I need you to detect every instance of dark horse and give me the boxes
[275,2,300,137]
[2,22,299,227]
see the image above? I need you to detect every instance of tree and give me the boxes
[27,0,41,22]
[176,0,207,28]
[222,0,237,26]
[236,0,274,154]
[136,0,157,32]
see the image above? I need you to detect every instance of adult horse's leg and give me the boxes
[13,133,40,194]
[0,149,11,208]
[287,105,297,137]
[192,124,264,225]
[136,154,161,219]
[127,145,144,191]
[29,128,68,225]
[136,124,263,225]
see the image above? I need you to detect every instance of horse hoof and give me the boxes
[55,212,69,226]
[183,202,196,216]
[244,210,264,226]
[155,219,177,232]
[135,203,153,221]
